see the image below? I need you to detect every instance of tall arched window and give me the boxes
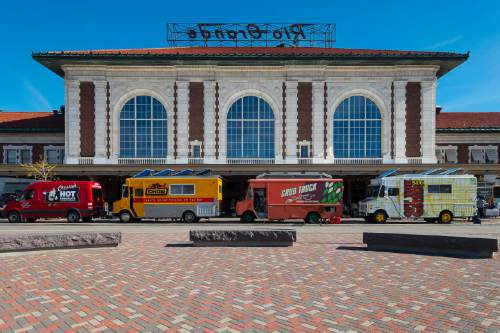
[120,96,167,158]
[227,96,275,158]
[333,96,381,158]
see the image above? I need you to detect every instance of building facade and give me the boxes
[32,47,468,167]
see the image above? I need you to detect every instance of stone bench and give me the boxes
[189,229,296,247]
[0,232,121,253]
[363,232,498,258]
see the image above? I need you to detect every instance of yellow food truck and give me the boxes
[112,169,222,222]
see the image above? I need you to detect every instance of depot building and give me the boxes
[1,31,499,208]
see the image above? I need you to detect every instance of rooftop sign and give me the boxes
[166,23,336,47]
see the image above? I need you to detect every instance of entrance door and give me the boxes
[403,180,424,218]
[253,188,267,218]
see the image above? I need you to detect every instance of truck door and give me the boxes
[403,180,424,218]
[253,188,267,218]
[20,188,39,218]
[387,186,401,218]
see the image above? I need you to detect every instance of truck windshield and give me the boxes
[366,186,381,198]
[122,186,129,198]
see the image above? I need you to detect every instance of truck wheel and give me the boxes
[241,211,255,222]
[182,211,198,223]
[438,211,453,224]
[373,210,387,223]
[119,210,132,223]
[67,210,80,223]
[305,212,320,224]
[7,211,21,223]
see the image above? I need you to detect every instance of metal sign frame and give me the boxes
[166,23,336,47]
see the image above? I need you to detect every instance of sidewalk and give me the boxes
[0,232,499,332]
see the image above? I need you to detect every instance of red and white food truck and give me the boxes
[236,173,343,223]
[4,181,105,223]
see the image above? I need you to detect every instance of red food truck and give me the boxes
[4,181,105,223]
[236,173,343,223]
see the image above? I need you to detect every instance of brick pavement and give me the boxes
[0,232,499,333]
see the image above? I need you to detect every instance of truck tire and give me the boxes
[373,210,387,223]
[182,211,198,223]
[119,210,132,223]
[67,210,80,223]
[305,212,321,224]
[364,215,374,223]
[438,211,453,224]
[7,211,21,223]
[241,211,255,222]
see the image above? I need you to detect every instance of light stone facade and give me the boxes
[63,65,439,165]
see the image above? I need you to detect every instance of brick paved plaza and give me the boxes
[0,229,499,333]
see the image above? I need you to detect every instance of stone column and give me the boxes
[393,81,407,164]
[203,81,216,163]
[312,81,325,163]
[421,80,437,163]
[65,79,80,164]
[285,81,298,163]
[176,81,189,163]
[94,80,107,164]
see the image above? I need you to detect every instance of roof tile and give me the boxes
[0,112,64,132]
[437,112,500,129]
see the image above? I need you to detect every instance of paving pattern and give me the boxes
[0,232,499,333]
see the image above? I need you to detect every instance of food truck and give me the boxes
[112,169,222,222]
[359,172,477,223]
[4,180,105,223]
[236,173,343,223]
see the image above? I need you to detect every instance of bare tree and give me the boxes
[21,158,56,181]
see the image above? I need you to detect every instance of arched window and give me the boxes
[227,96,275,158]
[120,96,167,158]
[333,96,381,158]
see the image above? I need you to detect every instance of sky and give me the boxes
[0,0,499,112]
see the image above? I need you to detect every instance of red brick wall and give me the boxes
[405,82,422,157]
[188,82,204,156]
[79,81,95,157]
[297,82,312,143]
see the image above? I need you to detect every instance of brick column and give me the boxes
[312,81,325,162]
[421,80,437,163]
[203,81,216,163]
[285,81,298,163]
[393,81,407,163]
[66,79,80,164]
[176,81,189,163]
[94,81,107,163]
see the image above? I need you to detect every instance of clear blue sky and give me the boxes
[1,0,499,112]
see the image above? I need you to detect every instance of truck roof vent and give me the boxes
[256,172,332,179]
[172,169,194,176]
[153,168,174,177]
[193,169,211,176]
[133,169,156,178]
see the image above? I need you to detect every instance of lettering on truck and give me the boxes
[44,184,80,203]
[281,183,317,198]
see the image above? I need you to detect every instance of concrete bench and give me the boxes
[189,229,296,247]
[363,232,498,258]
[0,232,121,253]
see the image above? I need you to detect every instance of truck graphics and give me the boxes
[279,181,343,204]
[44,184,80,203]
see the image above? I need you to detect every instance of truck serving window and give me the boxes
[170,184,195,195]
[428,184,452,194]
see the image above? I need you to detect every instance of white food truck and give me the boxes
[359,172,477,223]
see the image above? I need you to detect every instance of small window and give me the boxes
[388,188,399,196]
[300,145,309,158]
[170,184,195,195]
[20,149,31,163]
[134,188,144,196]
[122,186,129,198]
[192,145,201,158]
[6,150,17,164]
[428,184,452,194]
[45,148,64,164]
